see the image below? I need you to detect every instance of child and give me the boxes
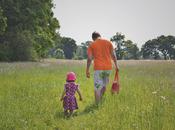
[60,72,82,117]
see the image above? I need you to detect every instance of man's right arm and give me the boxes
[86,44,93,78]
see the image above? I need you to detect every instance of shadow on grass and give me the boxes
[54,110,80,120]
[79,102,101,116]
[54,103,100,119]
[83,103,99,113]
[54,99,106,119]
[54,110,64,119]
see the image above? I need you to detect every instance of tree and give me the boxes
[141,39,160,59]
[74,46,84,60]
[0,7,7,35]
[141,35,175,60]
[80,41,91,59]
[48,33,62,58]
[0,0,60,61]
[54,48,65,59]
[0,31,37,61]
[157,35,175,60]
[60,37,77,59]
[111,32,125,60]
[123,40,140,59]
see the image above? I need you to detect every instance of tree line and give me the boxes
[110,33,175,60]
[50,33,175,60]
[0,1,175,61]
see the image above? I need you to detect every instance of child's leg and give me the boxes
[69,110,73,116]
[64,110,68,116]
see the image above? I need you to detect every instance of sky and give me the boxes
[53,0,175,48]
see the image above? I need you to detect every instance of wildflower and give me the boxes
[160,96,166,100]
[152,91,157,94]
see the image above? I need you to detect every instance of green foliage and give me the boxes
[0,7,7,35]
[111,33,140,60]
[111,32,125,60]
[0,0,60,61]
[53,48,65,59]
[158,35,175,60]
[73,41,91,60]
[123,40,140,59]
[80,41,91,59]
[49,35,78,60]
[0,60,175,129]
[60,37,77,59]
[0,31,37,61]
[141,39,160,59]
[33,27,55,58]
[0,41,9,61]
[141,35,175,60]
[74,46,84,60]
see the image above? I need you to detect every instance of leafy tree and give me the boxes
[60,37,77,59]
[74,46,84,60]
[53,48,65,59]
[0,7,7,35]
[141,35,175,60]
[0,31,37,61]
[157,35,175,60]
[141,39,160,59]
[123,40,139,59]
[74,41,91,60]
[111,32,125,60]
[53,33,62,48]
[0,0,60,61]
[80,41,91,59]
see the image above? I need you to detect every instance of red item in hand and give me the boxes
[111,70,120,94]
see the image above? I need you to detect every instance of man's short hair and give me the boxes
[92,31,101,40]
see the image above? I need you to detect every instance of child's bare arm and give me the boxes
[77,88,83,101]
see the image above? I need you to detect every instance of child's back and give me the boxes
[60,72,82,117]
[63,82,78,111]
[64,82,78,97]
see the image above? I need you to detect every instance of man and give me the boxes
[86,31,119,103]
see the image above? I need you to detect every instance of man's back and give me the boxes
[88,38,113,70]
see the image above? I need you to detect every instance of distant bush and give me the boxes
[74,56,84,60]
[54,48,65,59]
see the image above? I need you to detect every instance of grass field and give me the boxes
[0,60,175,130]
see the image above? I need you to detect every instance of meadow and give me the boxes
[0,60,175,130]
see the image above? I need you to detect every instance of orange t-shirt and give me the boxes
[87,38,114,70]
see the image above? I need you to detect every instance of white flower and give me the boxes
[152,91,157,94]
[160,96,166,100]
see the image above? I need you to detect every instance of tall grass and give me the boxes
[0,60,175,130]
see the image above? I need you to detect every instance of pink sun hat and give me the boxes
[66,72,76,81]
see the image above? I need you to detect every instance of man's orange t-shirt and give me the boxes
[87,38,114,70]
